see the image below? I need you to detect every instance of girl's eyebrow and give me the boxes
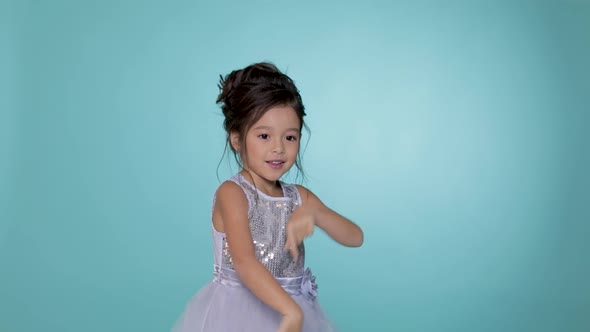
[252,126,300,132]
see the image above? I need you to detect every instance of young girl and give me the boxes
[171,62,364,332]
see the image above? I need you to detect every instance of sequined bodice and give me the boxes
[212,174,304,278]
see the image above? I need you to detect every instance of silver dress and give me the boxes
[171,174,336,332]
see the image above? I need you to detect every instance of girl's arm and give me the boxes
[214,181,303,320]
[296,185,364,247]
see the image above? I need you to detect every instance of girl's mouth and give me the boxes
[266,160,285,168]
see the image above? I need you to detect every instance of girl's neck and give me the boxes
[239,170,283,197]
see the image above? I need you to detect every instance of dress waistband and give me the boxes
[212,265,318,301]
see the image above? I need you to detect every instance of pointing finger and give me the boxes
[289,244,299,260]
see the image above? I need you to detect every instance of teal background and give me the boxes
[2,0,589,331]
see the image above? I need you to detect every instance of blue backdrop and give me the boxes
[1,1,589,331]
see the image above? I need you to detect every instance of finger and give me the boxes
[285,240,298,261]
[284,228,295,252]
[284,243,298,259]
[289,245,299,260]
[284,235,298,259]
[284,237,293,252]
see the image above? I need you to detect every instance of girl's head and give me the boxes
[216,62,307,182]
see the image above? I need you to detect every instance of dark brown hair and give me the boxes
[216,62,308,181]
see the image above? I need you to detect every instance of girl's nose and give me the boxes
[273,142,285,154]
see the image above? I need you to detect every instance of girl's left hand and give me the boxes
[284,204,316,260]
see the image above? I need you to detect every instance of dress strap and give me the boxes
[281,183,302,206]
[227,174,256,212]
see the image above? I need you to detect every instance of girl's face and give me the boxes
[232,105,301,189]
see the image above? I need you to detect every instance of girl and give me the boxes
[171,62,364,332]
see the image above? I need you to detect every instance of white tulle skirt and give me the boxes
[171,266,337,332]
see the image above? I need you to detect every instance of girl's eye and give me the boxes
[286,136,298,141]
[258,134,269,139]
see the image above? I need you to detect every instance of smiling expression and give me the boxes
[231,105,301,195]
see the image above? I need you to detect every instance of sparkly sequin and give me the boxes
[220,174,304,278]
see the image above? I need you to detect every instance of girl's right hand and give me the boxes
[276,311,303,332]
[285,204,317,260]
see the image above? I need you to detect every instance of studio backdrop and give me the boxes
[1,1,589,331]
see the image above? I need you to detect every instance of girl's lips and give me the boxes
[266,160,285,169]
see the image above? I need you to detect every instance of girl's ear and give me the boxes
[230,132,241,152]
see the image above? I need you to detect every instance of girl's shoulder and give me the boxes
[292,184,312,205]
[214,174,249,197]
[214,179,249,206]
[292,184,324,208]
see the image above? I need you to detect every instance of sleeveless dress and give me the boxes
[171,174,337,332]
